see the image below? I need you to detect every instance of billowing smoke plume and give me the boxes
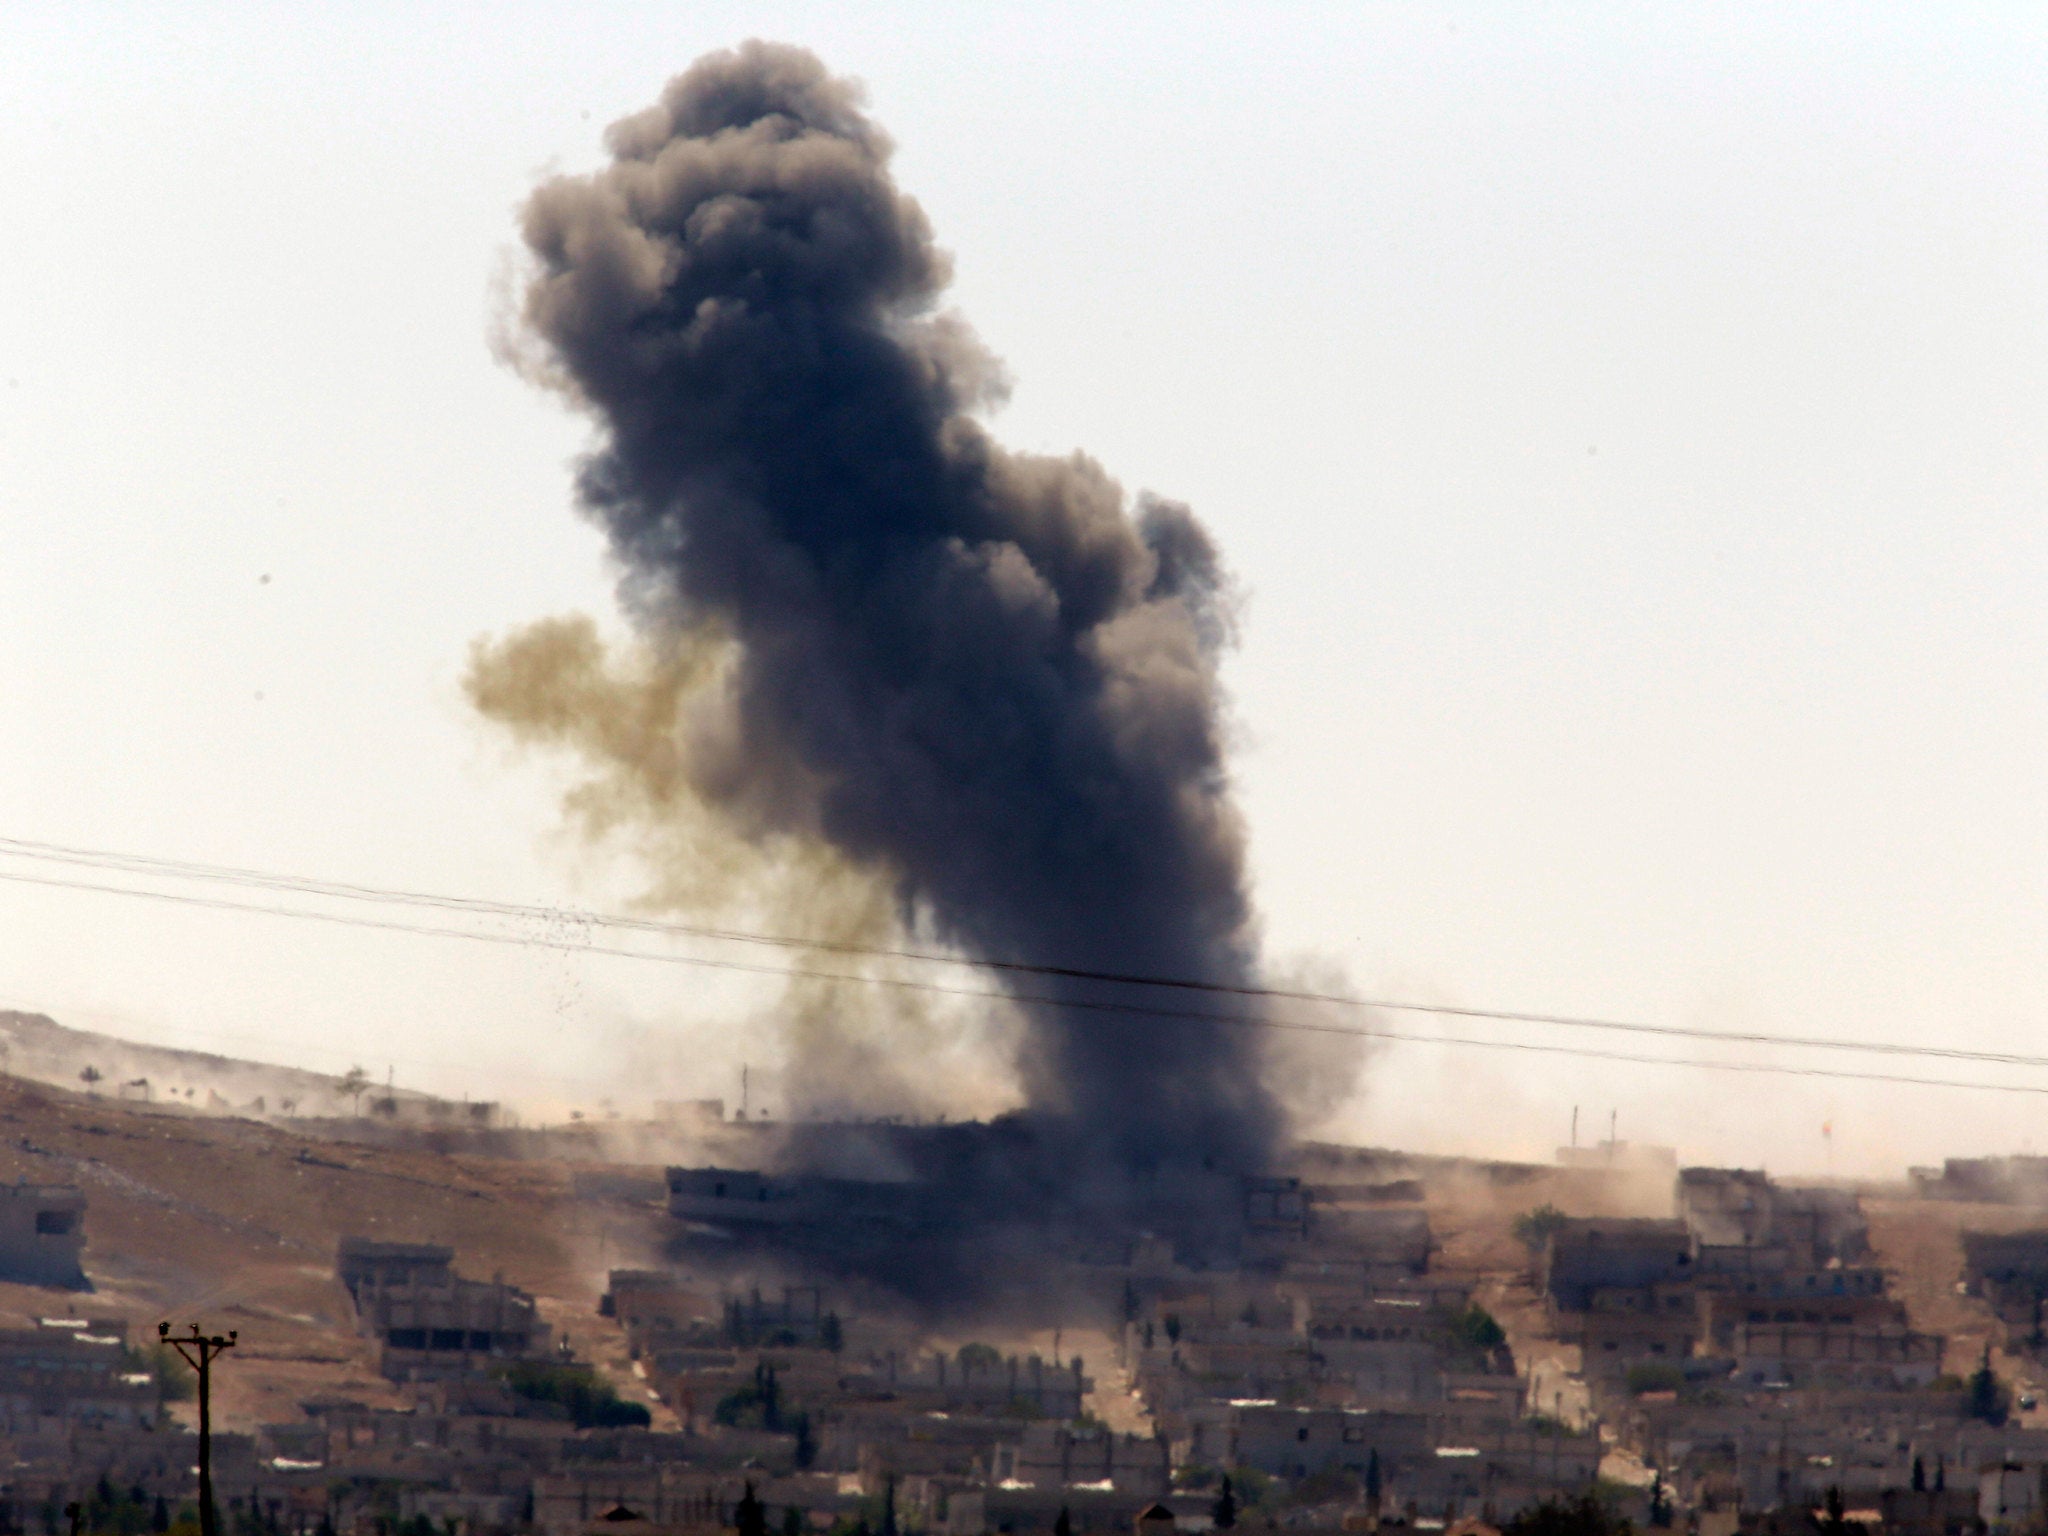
[482,42,1317,1259]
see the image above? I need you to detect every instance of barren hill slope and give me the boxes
[0,1010,441,1118]
[0,1068,666,1428]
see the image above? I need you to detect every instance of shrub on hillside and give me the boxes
[500,1362,650,1429]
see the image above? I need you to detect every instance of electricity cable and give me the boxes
[0,833,2037,1073]
[2,858,2046,1098]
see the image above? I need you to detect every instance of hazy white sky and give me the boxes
[3,3,2046,1173]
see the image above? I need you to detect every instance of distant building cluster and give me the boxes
[34,1134,2048,1536]
[1531,1154,2048,1536]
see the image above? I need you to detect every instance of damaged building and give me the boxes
[338,1239,550,1380]
[0,1185,86,1290]
[1677,1167,1871,1268]
[667,1154,1431,1283]
[1961,1230,2048,1349]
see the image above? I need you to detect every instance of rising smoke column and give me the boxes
[505,41,1283,1202]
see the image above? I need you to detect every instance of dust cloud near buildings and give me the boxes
[466,41,1378,1292]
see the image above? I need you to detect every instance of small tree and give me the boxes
[1502,1493,1631,1536]
[78,1065,101,1095]
[1819,1486,1848,1536]
[1446,1303,1507,1354]
[339,1066,370,1116]
[1366,1448,1382,1505]
[1212,1476,1237,1530]
[1967,1347,2011,1427]
[734,1484,767,1536]
[1912,1455,1926,1493]
[1054,1510,1072,1536]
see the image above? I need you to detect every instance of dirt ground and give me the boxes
[0,1074,672,1428]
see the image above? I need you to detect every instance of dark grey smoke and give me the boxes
[512,41,1284,1252]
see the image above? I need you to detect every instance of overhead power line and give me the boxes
[0,833,2039,1094]
[7,862,2048,1099]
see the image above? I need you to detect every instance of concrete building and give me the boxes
[1961,1231,2048,1345]
[1916,1157,2048,1205]
[338,1238,455,1294]
[601,1271,721,1359]
[1309,1208,1433,1277]
[1725,1322,1943,1390]
[864,1350,1088,1418]
[1244,1177,1310,1240]
[1542,1219,1693,1311]
[0,1317,155,1430]
[1556,1282,1700,1383]
[1696,1263,1896,1329]
[1677,1169,1869,1268]
[1187,1402,1433,1482]
[1979,1463,2045,1534]
[993,1423,1169,1496]
[338,1238,550,1381]
[0,1185,86,1288]
[725,1286,834,1348]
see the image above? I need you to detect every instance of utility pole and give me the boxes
[161,1321,236,1536]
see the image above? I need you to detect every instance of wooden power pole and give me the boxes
[160,1321,237,1536]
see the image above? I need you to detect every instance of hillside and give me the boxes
[0,1009,443,1119]
[0,1063,673,1429]
[0,1009,2027,1445]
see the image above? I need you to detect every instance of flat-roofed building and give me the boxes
[1677,1169,1869,1268]
[1726,1321,1943,1390]
[0,1185,86,1289]
[337,1237,549,1381]
[993,1422,1169,1496]
[0,1316,155,1429]
[1187,1402,1434,1482]
[1542,1219,1693,1312]
[1961,1231,2048,1346]
[337,1239,454,1295]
